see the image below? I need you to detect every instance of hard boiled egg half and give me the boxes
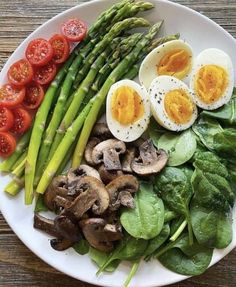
[190,48,234,110]
[149,76,198,131]
[106,79,150,142]
[139,40,193,89]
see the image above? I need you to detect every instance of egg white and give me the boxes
[190,48,234,110]
[149,76,198,131]
[139,40,194,90]
[106,79,150,142]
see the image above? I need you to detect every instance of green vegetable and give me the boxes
[154,167,194,245]
[158,235,213,276]
[89,247,120,272]
[121,182,164,240]
[213,128,236,161]
[148,117,165,146]
[144,224,170,260]
[34,194,48,213]
[73,240,90,255]
[157,129,197,166]
[123,260,140,287]
[192,151,235,211]
[170,216,187,242]
[190,203,233,249]
[4,176,24,196]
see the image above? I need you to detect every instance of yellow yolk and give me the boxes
[157,49,191,79]
[111,86,144,125]
[164,89,194,124]
[195,65,228,104]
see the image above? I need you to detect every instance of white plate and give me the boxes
[0,0,236,286]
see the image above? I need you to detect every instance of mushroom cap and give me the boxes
[106,175,139,211]
[34,213,60,237]
[122,147,136,173]
[54,215,81,242]
[50,238,74,251]
[131,140,168,176]
[92,139,126,170]
[98,164,123,185]
[92,123,112,140]
[85,137,100,166]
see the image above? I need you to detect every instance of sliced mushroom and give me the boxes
[92,139,126,170]
[44,175,71,211]
[92,123,112,140]
[34,213,59,237]
[79,218,122,252]
[54,195,71,209]
[131,139,168,176]
[85,137,100,166]
[98,164,123,184]
[106,175,139,211]
[54,215,81,242]
[122,147,136,173]
[65,176,109,219]
[67,164,101,195]
[50,238,74,251]
[104,223,123,241]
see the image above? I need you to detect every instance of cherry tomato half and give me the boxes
[23,82,44,110]
[0,84,26,108]
[0,132,16,158]
[49,34,70,64]
[11,107,32,134]
[61,18,87,42]
[7,59,33,86]
[0,106,14,132]
[26,38,53,66]
[33,61,57,85]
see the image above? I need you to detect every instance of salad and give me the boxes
[0,1,235,287]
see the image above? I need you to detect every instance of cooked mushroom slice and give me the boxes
[67,164,101,195]
[122,147,136,173]
[92,123,112,140]
[131,139,168,176]
[54,195,71,209]
[92,139,126,170]
[65,176,109,219]
[98,164,123,184]
[44,175,70,211]
[85,137,100,166]
[54,215,81,242]
[34,213,59,237]
[104,223,123,241]
[50,238,74,251]
[106,175,139,211]
[79,218,122,252]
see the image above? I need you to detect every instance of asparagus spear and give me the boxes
[36,22,163,194]
[71,22,163,168]
[5,174,24,196]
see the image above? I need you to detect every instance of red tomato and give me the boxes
[0,106,14,132]
[0,132,16,158]
[0,84,26,108]
[26,38,53,66]
[49,34,70,64]
[23,82,44,110]
[61,18,87,42]
[33,61,57,85]
[11,107,32,134]
[7,59,33,86]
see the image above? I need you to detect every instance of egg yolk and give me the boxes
[164,89,194,124]
[157,49,191,79]
[195,65,228,104]
[111,86,144,125]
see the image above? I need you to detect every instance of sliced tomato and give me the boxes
[61,18,87,42]
[49,34,70,64]
[33,61,57,85]
[0,84,26,108]
[11,107,32,134]
[0,106,14,132]
[23,82,44,110]
[7,59,33,86]
[26,38,53,66]
[0,132,16,158]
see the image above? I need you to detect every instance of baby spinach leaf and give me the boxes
[154,167,194,244]
[89,247,120,272]
[190,203,233,249]
[158,235,213,276]
[144,224,170,260]
[157,129,197,166]
[148,117,166,147]
[121,182,164,240]
[34,194,48,212]
[192,151,235,211]
[213,128,236,161]
[73,239,89,255]
[164,208,178,223]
